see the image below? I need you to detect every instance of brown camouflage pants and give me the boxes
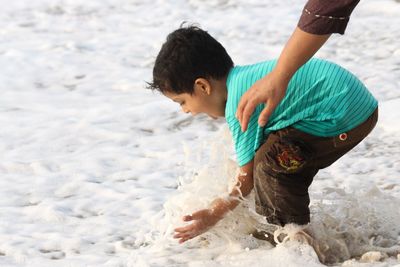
[253,108,378,226]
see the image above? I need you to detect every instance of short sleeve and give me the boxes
[226,114,260,167]
[297,0,360,35]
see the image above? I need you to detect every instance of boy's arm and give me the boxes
[218,159,254,210]
[174,160,254,243]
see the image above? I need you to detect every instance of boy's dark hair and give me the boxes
[147,25,234,95]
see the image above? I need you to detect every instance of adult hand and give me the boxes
[236,27,331,133]
[173,209,222,243]
[236,69,289,132]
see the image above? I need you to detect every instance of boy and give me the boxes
[148,26,378,248]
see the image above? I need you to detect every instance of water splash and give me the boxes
[307,186,400,264]
[132,127,400,266]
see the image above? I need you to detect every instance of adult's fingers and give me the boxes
[240,100,257,132]
[258,101,274,127]
[236,91,250,122]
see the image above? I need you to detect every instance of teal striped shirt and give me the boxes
[225,58,378,166]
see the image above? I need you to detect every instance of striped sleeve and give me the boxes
[226,114,259,167]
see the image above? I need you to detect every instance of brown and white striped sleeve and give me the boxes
[297,0,360,35]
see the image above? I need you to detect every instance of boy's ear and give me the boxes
[194,78,211,95]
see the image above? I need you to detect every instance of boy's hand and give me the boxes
[173,209,222,243]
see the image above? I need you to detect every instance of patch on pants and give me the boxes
[270,138,311,173]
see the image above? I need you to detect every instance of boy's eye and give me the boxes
[180,101,185,106]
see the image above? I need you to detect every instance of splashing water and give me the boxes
[308,186,400,264]
[129,127,400,267]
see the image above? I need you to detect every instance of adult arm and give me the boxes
[236,0,360,132]
[173,160,254,243]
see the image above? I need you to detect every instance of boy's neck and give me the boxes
[206,74,229,118]
[214,76,228,114]
[218,75,228,101]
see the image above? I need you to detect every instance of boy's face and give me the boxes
[164,78,227,119]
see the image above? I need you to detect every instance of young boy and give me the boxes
[148,26,378,247]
